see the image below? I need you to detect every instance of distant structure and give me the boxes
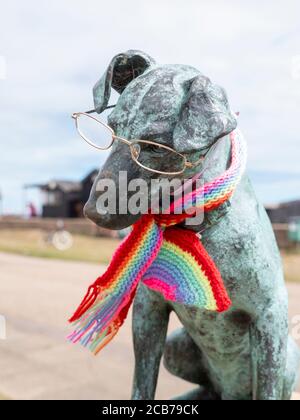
[266,200,300,224]
[25,170,98,218]
[26,172,300,226]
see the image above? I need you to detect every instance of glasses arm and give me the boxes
[85,105,116,115]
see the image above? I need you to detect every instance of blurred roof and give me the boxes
[24,169,98,193]
[266,200,300,210]
[24,180,82,193]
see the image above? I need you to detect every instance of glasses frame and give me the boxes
[72,110,205,176]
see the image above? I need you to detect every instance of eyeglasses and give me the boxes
[72,110,204,176]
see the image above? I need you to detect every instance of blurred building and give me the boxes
[25,170,97,218]
[266,200,300,224]
[266,200,300,249]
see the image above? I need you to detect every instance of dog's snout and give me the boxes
[83,200,100,223]
[84,198,112,227]
[84,197,140,231]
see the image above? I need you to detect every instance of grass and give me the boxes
[281,251,300,283]
[0,229,119,265]
[0,393,10,400]
[0,229,299,283]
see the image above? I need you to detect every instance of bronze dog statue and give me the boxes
[83,50,300,400]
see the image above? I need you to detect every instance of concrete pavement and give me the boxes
[0,252,299,400]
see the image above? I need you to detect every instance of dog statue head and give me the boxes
[84,50,237,230]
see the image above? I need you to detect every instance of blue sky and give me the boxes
[0,0,300,214]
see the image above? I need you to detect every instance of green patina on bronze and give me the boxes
[84,50,300,400]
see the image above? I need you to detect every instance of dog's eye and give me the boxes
[146,144,164,154]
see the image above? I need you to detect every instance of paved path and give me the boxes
[0,252,299,400]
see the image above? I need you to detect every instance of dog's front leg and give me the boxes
[131,284,170,400]
[250,295,289,400]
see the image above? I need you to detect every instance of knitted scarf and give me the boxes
[68,130,247,355]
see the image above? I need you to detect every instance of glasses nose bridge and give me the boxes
[113,134,132,147]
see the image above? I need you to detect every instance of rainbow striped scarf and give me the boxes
[68,130,247,355]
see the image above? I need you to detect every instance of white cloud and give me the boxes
[0,0,300,213]
[0,55,7,80]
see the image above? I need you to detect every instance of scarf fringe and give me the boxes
[68,216,163,354]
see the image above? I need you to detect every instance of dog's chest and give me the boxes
[172,303,252,357]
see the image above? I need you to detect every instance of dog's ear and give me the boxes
[93,50,156,113]
[173,75,237,152]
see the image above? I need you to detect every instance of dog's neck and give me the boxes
[183,134,233,234]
